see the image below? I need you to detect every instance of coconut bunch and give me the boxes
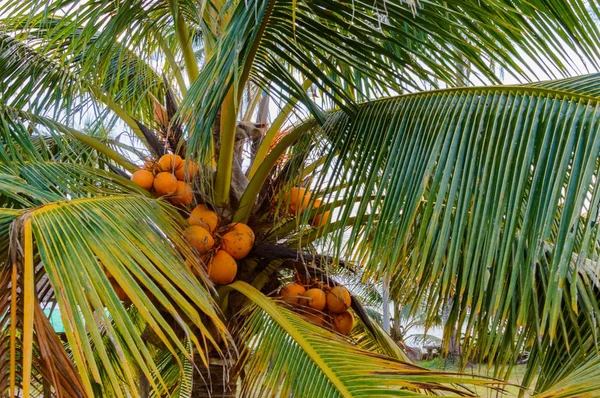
[279,275,354,336]
[131,154,199,207]
[184,205,255,285]
[284,187,330,228]
[131,153,255,286]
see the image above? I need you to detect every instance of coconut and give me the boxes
[332,311,354,335]
[208,250,237,284]
[311,199,331,227]
[300,288,326,310]
[131,169,154,190]
[188,204,219,232]
[221,223,255,259]
[284,187,312,214]
[175,160,199,181]
[153,172,178,195]
[157,154,183,172]
[326,286,352,313]
[280,283,306,303]
[184,225,215,254]
[171,181,193,206]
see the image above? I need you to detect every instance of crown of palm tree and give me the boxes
[2,0,600,396]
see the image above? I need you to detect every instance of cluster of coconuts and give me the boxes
[280,277,354,335]
[131,154,199,206]
[130,153,255,286]
[284,187,330,228]
[183,205,255,285]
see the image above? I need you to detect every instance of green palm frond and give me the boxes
[0,105,137,170]
[0,31,83,116]
[0,209,18,256]
[525,72,600,97]
[532,354,600,398]
[264,74,600,391]
[35,122,147,167]
[0,10,166,120]
[0,161,145,208]
[519,251,600,394]
[350,311,411,362]
[230,281,501,397]
[2,196,228,396]
[148,337,194,398]
[182,0,600,163]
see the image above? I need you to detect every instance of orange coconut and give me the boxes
[188,204,219,232]
[300,288,326,310]
[332,311,354,335]
[312,199,331,227]
[157,153,183,172]
[303,310,328,327]
[284,187,312,214]
[184,225,215,254]
[208,250,237,284]
[221,223,255,260]
[171,181,193,206]
[131,169,154,190]
[280,283,306,303]
[175,160,200,181]
[326,286,352,313]
[153,172,178,195]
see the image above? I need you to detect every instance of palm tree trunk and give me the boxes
[139,371,150,398]
[382,277,390,333]
[192,358,237,398]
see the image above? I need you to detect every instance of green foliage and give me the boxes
[182,0,600,163]
[3,0,600,395]
[231,281,500,397]
[292,76,600,391]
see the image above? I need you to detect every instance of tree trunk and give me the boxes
[192,358,238,398]
[391,304,402,342]
[139,370,150,398]
[382,277,390,333]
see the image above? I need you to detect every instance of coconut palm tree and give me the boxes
[3,0,600,396]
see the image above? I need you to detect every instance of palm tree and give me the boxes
[2,0,600,396]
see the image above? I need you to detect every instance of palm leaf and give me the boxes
[0,105,138,171]
[2,196,228,396]
[0,161,146,208]
[532,354,600,398]
[259,74,600,391]
[0,14,165,122]
[350,311,411,362]
[230,281,502,397]
[182,0,600,163]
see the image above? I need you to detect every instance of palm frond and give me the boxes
[518,251,600,394]
[182,0,600,163]
[264,74,600,391]
[0,18,164,125]
[0,105,138,170]
[532,354,600,398]
[2,196,228,396]
[350,311,411,362]
[525,73,600,96]
[0,161,146,208]
[230,281,501,397]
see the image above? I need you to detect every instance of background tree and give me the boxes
[2,0,600,397]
